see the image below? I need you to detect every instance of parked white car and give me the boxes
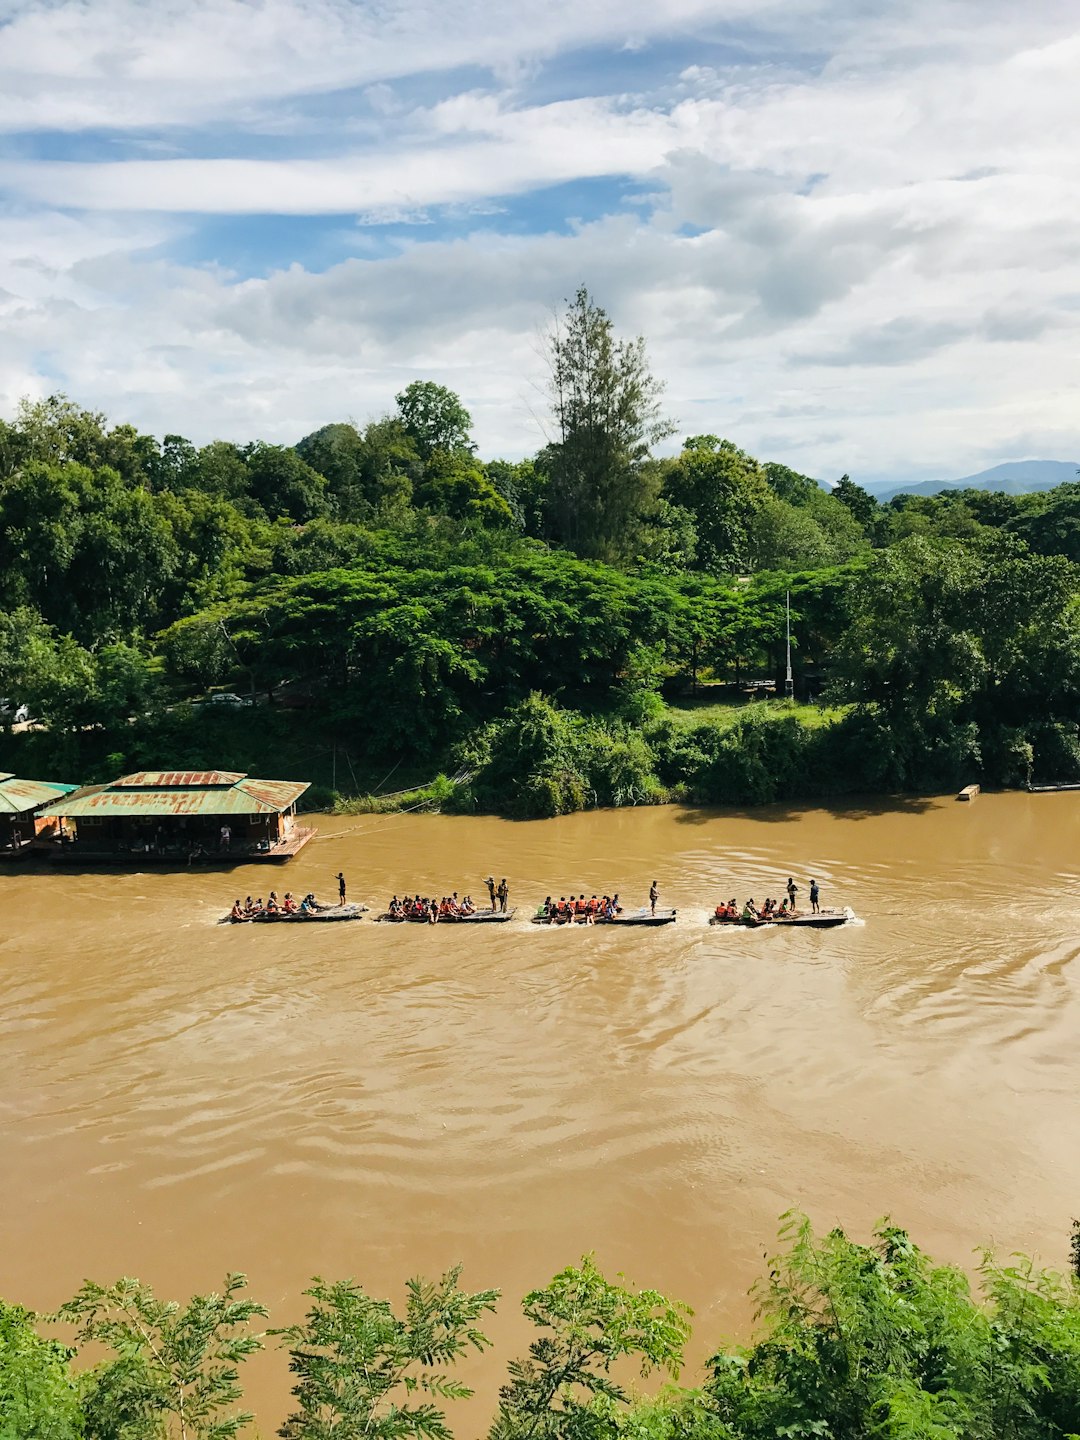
[200,693,255,708]
[0,698,30,723]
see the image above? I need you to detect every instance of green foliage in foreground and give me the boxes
[273,1267,499,1440]
[5,1219,1080,1440]
[491,1256,691,1440]
[0,1301,81,1440]
[59,1273,267,1440]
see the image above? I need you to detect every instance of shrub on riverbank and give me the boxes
[4,1216,1080,1439]
[447,694,667,818]
[333,773,459,814]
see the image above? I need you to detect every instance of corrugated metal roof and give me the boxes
[112,770,245,788]
[236,778,311,810]
[0,776,77,816]
[38,774,309,819]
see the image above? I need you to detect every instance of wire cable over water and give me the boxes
[308,769,474,840]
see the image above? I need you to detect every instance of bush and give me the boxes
[451,696,665,819]
[585,729,666,808]
[334,774,457,815]
[979,725,1035,788]
[0,1300,82,1440]
[301,784,341,812]
[450,695,595,819]
[1029,721,1080,783]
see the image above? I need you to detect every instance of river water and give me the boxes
[3,793,1080,1424]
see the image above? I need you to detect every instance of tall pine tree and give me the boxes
[542,287,673,564]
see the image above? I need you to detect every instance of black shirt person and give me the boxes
[496,877,509,913]
[786,876,798,910]
[336,871,347,904]
[649,880,659,915]
[810,879,820,914]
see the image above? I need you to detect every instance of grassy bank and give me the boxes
[661,692,849,730]
[4,690,1079,823]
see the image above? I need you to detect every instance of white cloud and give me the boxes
[0,96,699,213]
[0,0,762,132]
[0,0,1079,482]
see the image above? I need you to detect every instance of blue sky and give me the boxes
[0,0,1078,484]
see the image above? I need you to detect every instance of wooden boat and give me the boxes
[222,903,368,924]
[374,908,516,924]
[531,907,677,927]
[710,908,850,929]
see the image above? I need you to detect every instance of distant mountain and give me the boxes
[867,460,1078,504]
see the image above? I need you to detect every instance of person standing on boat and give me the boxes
[649,880,659,915]
[497,877,509,912]
[810,879,820,914]
[485,876,496,910]
[336,871,347,904]
[786,876,798,911]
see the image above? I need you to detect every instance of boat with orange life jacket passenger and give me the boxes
[531,893,677,926]
[374,893,515,923]
[376,908,516,923]
[710,897,851,929]
[220,891,368,923]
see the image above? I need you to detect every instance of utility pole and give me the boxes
[785,589,794,700]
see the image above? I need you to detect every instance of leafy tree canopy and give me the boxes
[396,381,475,461]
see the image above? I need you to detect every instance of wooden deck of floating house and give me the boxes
[35,770,315,866]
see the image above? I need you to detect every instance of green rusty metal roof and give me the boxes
[111,770,245,788]
[38,773,310,819]
[0,774,77,816]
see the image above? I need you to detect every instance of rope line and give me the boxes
[306,768,473,841]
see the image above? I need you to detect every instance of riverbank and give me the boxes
[4,690,1079,822]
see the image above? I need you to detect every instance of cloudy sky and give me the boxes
[1,0,1077,484]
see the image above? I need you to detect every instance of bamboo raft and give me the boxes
[221,903,368,924]
[709,908,850,929]
[531,907,677,927]
[374,908,517,923]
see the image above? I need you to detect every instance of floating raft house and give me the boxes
[36,770,313,865]
[0,774,76,858]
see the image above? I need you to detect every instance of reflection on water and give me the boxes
[3,793,1080,1422]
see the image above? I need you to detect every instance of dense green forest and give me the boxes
[5,1216,1080,1439]
[2,287,1079,814]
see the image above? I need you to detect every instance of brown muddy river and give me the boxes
[3,793,1080,1424]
